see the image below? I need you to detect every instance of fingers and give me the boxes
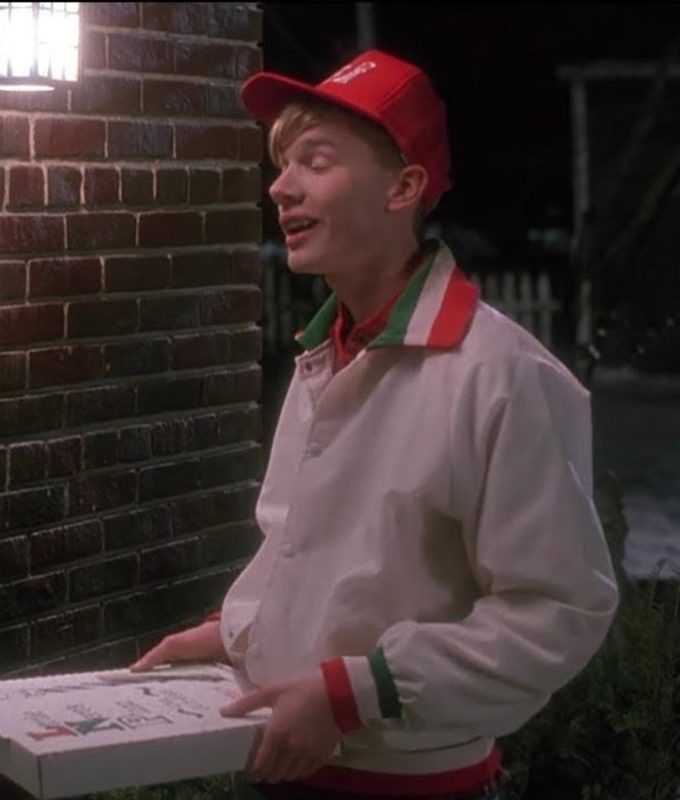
[130,634,178,672]
[221,685,276,717]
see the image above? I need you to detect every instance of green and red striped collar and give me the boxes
[296,242,479,352]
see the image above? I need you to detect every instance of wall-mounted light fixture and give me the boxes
[0,2,80,92]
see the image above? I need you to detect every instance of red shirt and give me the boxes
[331,285,403,372]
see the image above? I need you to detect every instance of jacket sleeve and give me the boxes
[332,345,619,739]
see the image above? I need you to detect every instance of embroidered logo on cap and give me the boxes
[328,60,377,85]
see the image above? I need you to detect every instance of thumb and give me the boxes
[220,685,278,717]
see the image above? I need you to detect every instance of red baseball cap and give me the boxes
[240,49,451,210]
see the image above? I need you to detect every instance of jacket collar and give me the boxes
[296,241,479,352]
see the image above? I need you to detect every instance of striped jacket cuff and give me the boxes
[321,648,402,733]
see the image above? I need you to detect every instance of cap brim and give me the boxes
[240,71,385,129]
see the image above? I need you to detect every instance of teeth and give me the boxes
[289,220,316,233]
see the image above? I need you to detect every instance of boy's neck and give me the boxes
[326,239,427,324]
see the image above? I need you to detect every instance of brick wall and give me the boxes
[0,3,264,675]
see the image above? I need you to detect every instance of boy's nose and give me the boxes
[269,171,303,208]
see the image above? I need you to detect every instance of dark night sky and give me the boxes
[261,3,680,260]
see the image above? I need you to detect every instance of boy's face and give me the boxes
[269,119,402,276]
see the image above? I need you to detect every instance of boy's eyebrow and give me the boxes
[296,137,340,152]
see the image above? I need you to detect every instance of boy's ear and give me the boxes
[386,165,429,213]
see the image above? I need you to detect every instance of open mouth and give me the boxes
[285,220,320,248]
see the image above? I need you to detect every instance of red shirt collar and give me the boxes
[331,284,403,372]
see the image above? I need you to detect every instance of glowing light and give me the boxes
[0,2,80,91]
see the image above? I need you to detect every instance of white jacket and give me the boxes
[220,242,618,775]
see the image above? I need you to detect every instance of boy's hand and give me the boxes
[221,672,341,783]
[130,621,230,671]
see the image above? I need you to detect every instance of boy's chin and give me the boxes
[286,252,325,276]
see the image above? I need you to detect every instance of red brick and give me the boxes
[137,375,202,414]
[140,295,201,332]
[83,2,140,27]
[199,445,261,489]
[29,345,104,389]
[5,485,65,532]
[81,29,107,69]
[67,212,135,250]
[67,299,138,338]
[200,288,261,325]
[139,539,199,582]
[0,215,64,254]
[149,418,186,456]
[8,442,45,486]
[50,638,139,672]
[189,169,220,204]
[69,471,137,518]
[174,42,260,79]
[0,626,24,665]
[30,520,102,570]
[34,118,105,158]
[143,80,204,116]
[141,3,262,41]
[139,459,201,501]
[47,166,82,206]
[172,484,258,536]
[9,166,44,208]
[175,124,239,159]
[138,211,202,248]
[104,506,171,551]
[109,120,172,158]
[222,167,261,202]
[109,33,173,72]
[0,304,63,346]
[84,168,120,206]
[103,588,172,636]
[173,329,261,371]
[214,405,261,445]
[0,536,28,580]
[171,251,234,288]
[203,366,261,406]
[0,394,63,437]
[156,168,187,204]
[205,208,261,245]
[0,116,29,157]
[71,75,140,115]
[118,425,152,462]
[29,257,101,298]
[105,339,169,377]
[66,385,135,426]
[84,430,118,469]
[231,250,262,284]
[205,83,249,119]
[121,168,153,206]
[240,126,263,161]
[0,261,26,300]
[0,352,26,391]
[105,254,170,292]
[171,332,228,370]
[0,573,67,623]
[47,437,82,478]
[31,606,101,660]
[0,88,68,113]
[200,522,260,568]
[69,553,138,602]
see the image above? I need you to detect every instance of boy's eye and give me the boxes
[309,157,331,172]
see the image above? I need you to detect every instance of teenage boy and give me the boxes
[132,49,619,800]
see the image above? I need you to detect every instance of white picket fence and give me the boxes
[469,271,561,349]
[261,246,562,355]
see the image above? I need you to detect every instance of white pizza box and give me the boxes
[0,662,269,799]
